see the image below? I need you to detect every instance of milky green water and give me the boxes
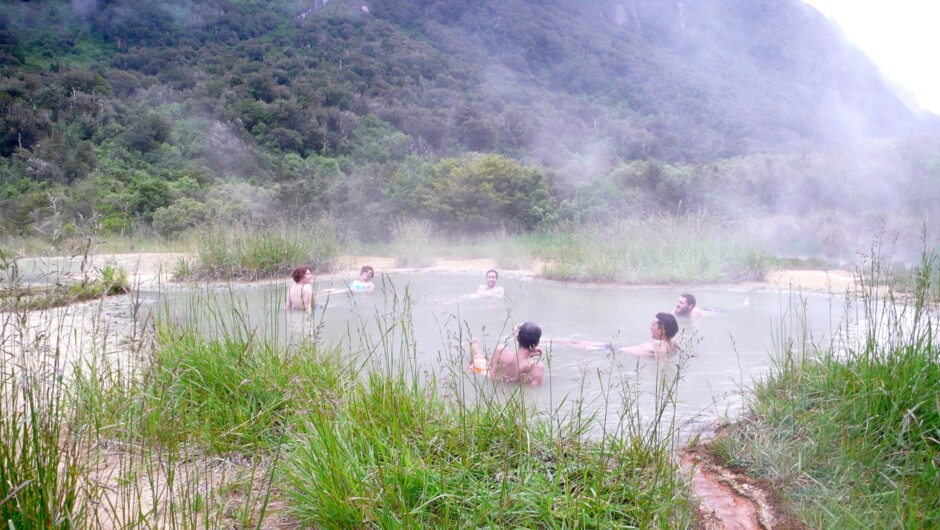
[154,271,851,438]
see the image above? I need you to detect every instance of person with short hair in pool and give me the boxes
[478,322,545,386]
[286,265,314,315]
[674,292,749,320]
[434,268,505,304]
[618,312,680,357]
[476,269,505,298]
[553,312,680,358]
[321,265,376,296]
[349,265,375,292]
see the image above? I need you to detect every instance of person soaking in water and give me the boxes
[476,269,505,298]
[673,292,749,321]
[322,265,376,295]
[553,313,681,359]
[285,265,314,315]
[477,322,545,386]
[348,265,375,292]
[436,269,505,304]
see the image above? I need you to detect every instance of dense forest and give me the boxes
[1,0,938,249]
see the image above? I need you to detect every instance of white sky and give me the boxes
[804,0,940,114]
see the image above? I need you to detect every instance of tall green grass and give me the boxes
[68,288,317,528]
[390,219,436,268]
[1,310,85,527]
[535,215,770,283]
[705,239,940,528]
[174,219,341,281]
[280,279,697,528]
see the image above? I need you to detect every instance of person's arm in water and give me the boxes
[619,339,677,358]
[617,341,659,357]
[550,338,621,353]
[434,292,487,305]
[693,297,751,318]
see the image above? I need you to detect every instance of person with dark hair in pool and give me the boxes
[286,265,314,315]
[673,293,702,318]
[674,292,749,320]
[349,265,375,292]
[553,312,680,358]
[435,268,504,304]
[323,265,376,295]
[476,269,505,298]
[479,322,545,386]
[618,312,680,357]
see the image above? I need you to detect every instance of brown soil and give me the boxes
[681,441,805,530]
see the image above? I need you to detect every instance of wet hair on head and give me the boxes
[516,322,541,349]
[655,312,679,340]
[486,269,498,278]
[360,265,374,277]
[680,293,696,308]
[291,265,312,283]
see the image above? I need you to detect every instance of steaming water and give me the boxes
[153,272,851,438]
[2,256,90,284]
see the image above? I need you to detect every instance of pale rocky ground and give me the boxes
[97,251,858,294]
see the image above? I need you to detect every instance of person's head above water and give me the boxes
[360,265,375,280]
[516,322,542,350]
[291,265,312,283]
[485,269,499,288]
[674,293,697,316]
[654,312,679,340]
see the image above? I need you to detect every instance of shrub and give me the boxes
[416,154,557,233]
[152,198,210,238]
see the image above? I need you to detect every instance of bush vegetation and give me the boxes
[1,0,938,260]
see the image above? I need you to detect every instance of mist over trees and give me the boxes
[1,0,938,254]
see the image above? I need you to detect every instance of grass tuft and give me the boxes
[174,220,341,281]
[705,235,940,528]
[536,215,768,283]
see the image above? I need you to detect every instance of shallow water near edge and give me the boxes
[154,272,851,439]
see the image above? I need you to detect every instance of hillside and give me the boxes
[1,0,938,244]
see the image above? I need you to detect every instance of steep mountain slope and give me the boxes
[1,0,936,239]
[363,0,918,161]
[1,0,920,166]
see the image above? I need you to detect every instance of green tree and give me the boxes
[417,153,556,232]
[129,178,170,221]
[152,198,210,237]
[121,112,172,154]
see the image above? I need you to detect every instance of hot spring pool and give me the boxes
[152,271,852,438]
